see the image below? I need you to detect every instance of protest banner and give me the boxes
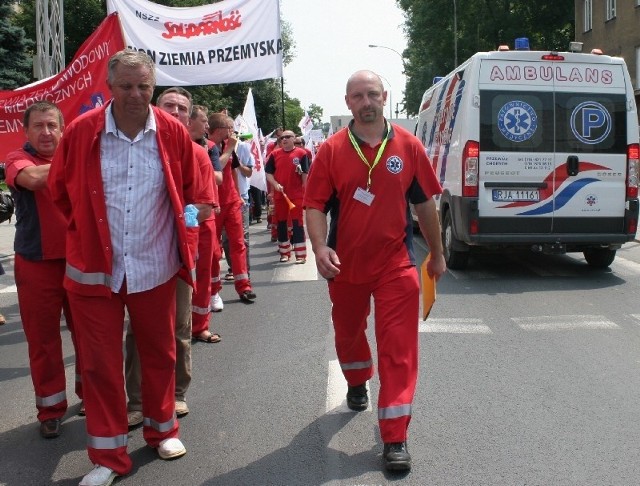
[106,0,282,86]
[0,13,125,161]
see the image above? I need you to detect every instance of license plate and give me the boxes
[492,189,540,202]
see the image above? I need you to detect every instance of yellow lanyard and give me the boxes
[347,121,390,190]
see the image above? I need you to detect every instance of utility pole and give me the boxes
[34,0,65,79]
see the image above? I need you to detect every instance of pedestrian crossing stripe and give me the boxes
[419,315,622,333]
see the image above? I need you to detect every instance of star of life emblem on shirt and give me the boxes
[386,156,403,174]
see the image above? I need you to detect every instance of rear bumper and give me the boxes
[446,196,638,248]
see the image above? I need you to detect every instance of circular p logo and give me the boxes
[570,101,611,145]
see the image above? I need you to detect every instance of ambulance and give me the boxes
[416,38,639,269]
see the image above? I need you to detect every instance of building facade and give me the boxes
[575,0,640,108]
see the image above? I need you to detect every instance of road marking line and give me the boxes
[419,318,492,333]
[326,359,371,414]
[0,284,16,294]
[271,240,318,282]
[513,315,619,331]
[610,255,640,275]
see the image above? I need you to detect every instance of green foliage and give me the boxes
[397,0,574,116]
[0,0,34,89]
[307,103,323,128]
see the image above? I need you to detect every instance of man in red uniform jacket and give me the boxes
[5,100,82,440]
[304,70,447,473]
[49,49,200,486]
[265,130,310,263]
[207,113,256,305]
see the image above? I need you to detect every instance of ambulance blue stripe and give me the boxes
[427,78,451,155]
[438,80,466,185]
[518,178,599,215]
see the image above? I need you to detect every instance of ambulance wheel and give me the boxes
[442,211,469,270]
[583,248,616,268]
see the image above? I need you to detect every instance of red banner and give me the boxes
[0,13,125,162]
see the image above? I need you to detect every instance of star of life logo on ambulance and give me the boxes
[570,101,611,145]
[386,156,403,174]
[497,100,538,142]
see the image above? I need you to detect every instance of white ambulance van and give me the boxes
[416,38,639,269]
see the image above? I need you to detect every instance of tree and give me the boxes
[307,103,323,128]
[397,0,574,116]
[0,0,34,89]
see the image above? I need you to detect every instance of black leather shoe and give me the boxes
[240,290,256,302]
[40,418,61,439]
[383,442,412,471]
[346,383,368,411]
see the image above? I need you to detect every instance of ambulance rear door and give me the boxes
[477,56,630,237]
[478,57,558,234]
[551,60,629,234]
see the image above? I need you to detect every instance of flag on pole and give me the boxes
[298,112,313,136]
[241,89,266,191]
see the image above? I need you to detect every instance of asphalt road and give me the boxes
[3,221,640,485]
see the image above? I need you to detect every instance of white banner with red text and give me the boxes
[106,0,283,86]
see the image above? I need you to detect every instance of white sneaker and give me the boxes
[79,465,118,486]
[210,293,224,312]
[157,437,187,460]
[175,400,189,417]
[127,410,143,428]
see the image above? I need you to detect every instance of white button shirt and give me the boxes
[100,105,180,293]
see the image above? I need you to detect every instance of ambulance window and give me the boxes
[555,93,626,154]
[480,90,554,153]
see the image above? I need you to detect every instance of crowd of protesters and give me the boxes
[3,49,445,483]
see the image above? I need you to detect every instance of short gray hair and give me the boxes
[108,49,156,86]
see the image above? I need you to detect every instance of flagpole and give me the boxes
[280,76,285,128]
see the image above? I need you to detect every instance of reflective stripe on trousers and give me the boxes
[143,416,177,433]
[35,390,66,407]
[87,434,128,449]
[378,404,412,420]
[340,359,373,371]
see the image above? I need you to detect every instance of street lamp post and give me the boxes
[368,44,406,117]
[377,73,393,120]
[453,0,458,68]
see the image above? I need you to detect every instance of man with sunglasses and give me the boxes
[265,130,310,263]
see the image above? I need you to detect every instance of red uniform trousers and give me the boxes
[328,265,419,443]
[192,217,217,336]
[274,196,306,260]
[69,277,179,475]
[15,255,82,422]
[212,201,251,296]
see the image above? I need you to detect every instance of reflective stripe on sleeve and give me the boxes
[66,263,112,287]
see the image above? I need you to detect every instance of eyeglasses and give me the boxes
[279,135,294,140]
[294,142,303,146]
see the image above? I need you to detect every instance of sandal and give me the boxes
[194,332,221,343]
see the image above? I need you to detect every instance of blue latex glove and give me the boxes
[184,204,199,227]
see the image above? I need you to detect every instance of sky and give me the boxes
[279,0,408,123]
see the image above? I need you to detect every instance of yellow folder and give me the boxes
[420,254,436,320]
